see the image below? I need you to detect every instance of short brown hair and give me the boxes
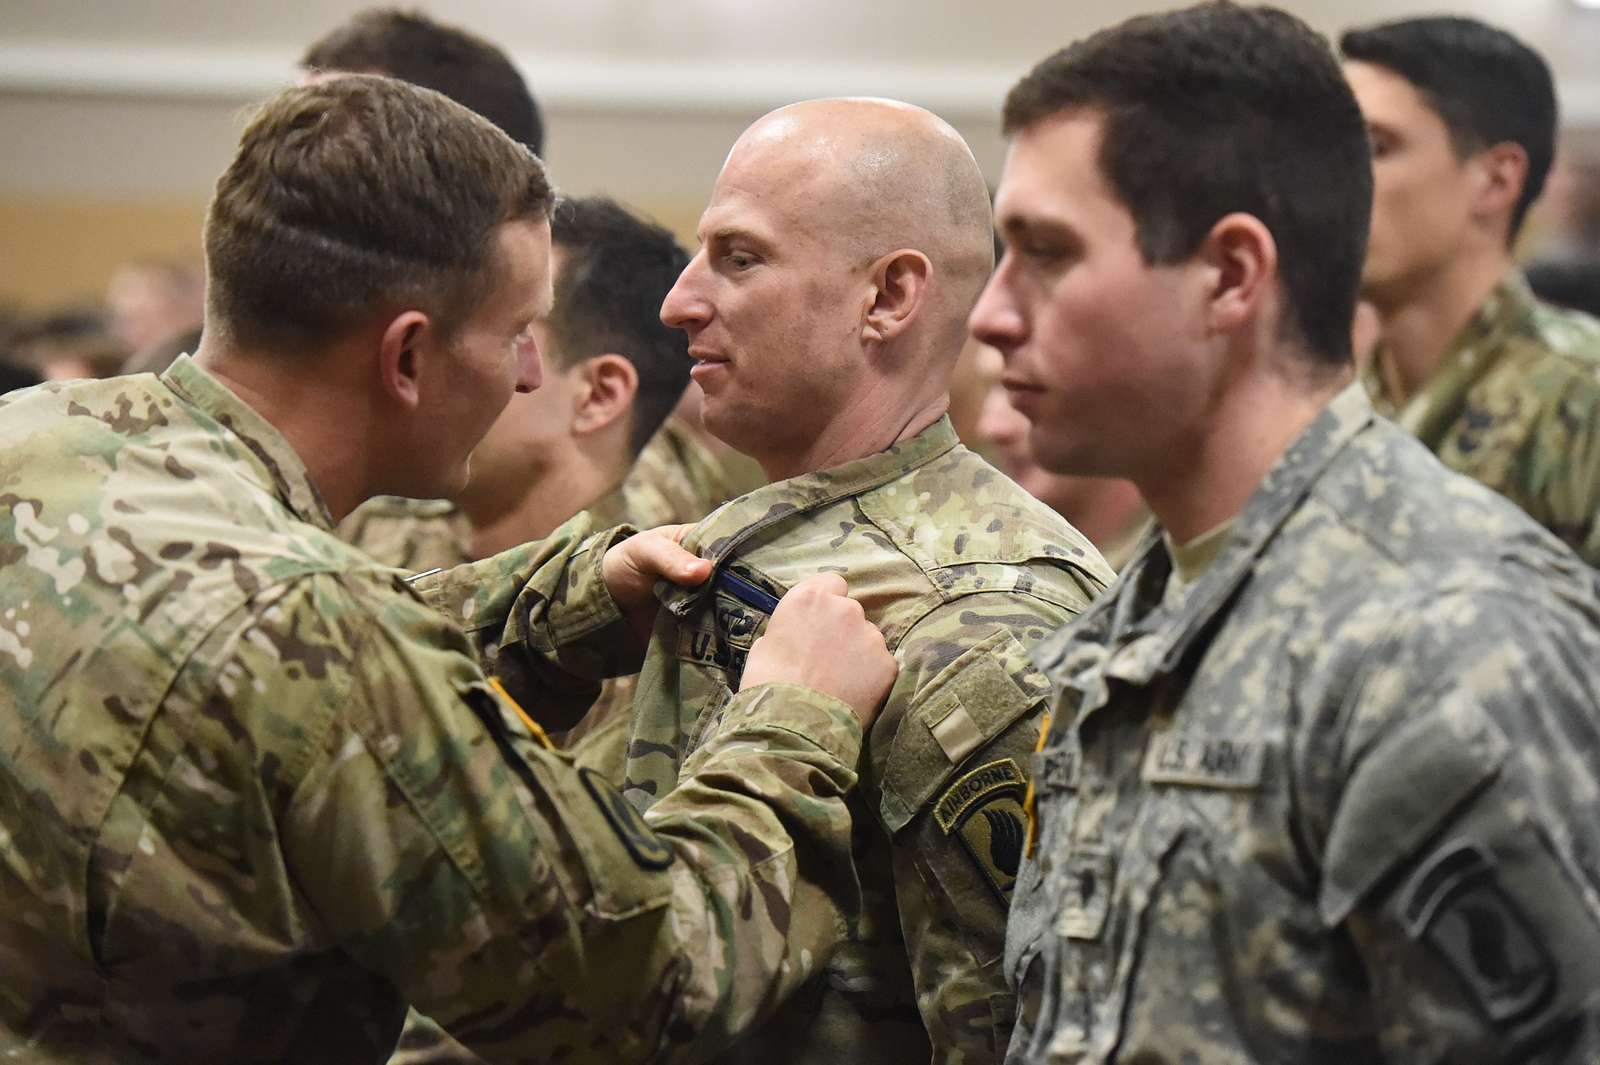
[1004,2,1370,365]
[204,75,552,352]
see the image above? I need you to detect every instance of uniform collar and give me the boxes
[656,416,960,615]
[161,355,335,530]
[1360,270,1536,443]
[1038,383,1375,695]
[682,415,960,564]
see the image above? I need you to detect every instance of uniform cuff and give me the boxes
[710,683,865,766]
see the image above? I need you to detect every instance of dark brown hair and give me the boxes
[301,8,543,155]
[204,75,552,352]
[548,198,691,455]
[1342,17,1556,243]
[1005,1,1371,364]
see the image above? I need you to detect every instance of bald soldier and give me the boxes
[429,98,1113,1064]
[0,76,901,1064]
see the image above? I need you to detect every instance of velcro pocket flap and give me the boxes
[1318,701,1508,927]
[878,629,1052,834]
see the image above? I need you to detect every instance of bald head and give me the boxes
[723,98,995,361]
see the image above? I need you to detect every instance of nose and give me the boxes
[968,255,1026,359]
[514,329,542,394]
[660,252,711,333]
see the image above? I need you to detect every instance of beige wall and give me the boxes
[0,198,206,312]
[5,0,1599,312]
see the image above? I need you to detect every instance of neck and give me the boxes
[1369,248,1509,406]
[1136,361,1346,544]
[1067,478,1147,548]
[460,450,623,559]
[760,377,950,482]
[194,337,375,523]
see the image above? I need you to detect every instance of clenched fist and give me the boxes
[740,573,897,729]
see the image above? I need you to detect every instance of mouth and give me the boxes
[689,349,731,388]
[1000,376,1043,395]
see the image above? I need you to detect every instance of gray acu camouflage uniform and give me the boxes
[435,415,1112,1064]
[0,356,873,1064]
[1007,383,1600,1064]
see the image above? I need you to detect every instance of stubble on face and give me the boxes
[423,217,552,500]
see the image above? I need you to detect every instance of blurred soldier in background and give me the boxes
[974,4,1600,1061]
[0,75,900,1064]
[301,7,544,155]
[104,259,204,354]
[970,341,1149,570]
[1343,16,1600,565]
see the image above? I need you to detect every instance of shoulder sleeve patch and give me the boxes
[1401,839,1555,1026]
[934,758,1027,903]
[579,766,675,870]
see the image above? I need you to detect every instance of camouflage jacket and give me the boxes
[623,413,766,532]
[337,495,476,572]
[1007,384,1600,1064]
[0,357,872,1064]
[380,422,753,1065]
[338,413,761,574]
[618,417,1113,1064]
[1361,271,1600,565]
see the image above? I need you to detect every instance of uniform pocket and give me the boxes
[877,629,1051,834]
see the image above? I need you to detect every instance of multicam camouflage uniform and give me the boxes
[618,416,1114,1063]
[381,423,747,1065]
[337,495,476,573]
[0,357,872,1064]
[339,413,762,574]
[1007,384,1600,1063]
[1361,271,1600,565]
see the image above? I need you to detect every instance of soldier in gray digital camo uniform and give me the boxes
[0,75,902,1064]
[428,98,1114,1065]
[968,5,1600,1062]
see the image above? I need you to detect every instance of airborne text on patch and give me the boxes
[935,758,1027,832]
[935,758,1029,904]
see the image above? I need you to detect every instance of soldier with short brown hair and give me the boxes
[0,74,899,1063]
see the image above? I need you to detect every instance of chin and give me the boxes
[699,404,747,453]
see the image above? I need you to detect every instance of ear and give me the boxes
[376,310,434,411]
[1196,213,1278,338]
[1469,142,1529,233]
[862,249,933,346]
[571,354,640,437]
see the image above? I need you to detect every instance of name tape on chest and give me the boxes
[1141,733,1264,789]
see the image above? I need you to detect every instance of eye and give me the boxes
[725,251,757,270]
[1016,239,1069,266]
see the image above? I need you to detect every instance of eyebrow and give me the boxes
[701,225,776,252]
[998,213,1077,245]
